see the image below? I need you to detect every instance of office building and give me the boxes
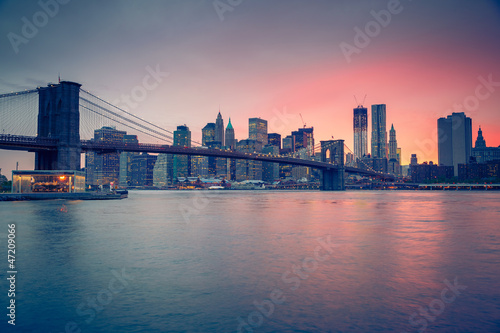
[236,139,262,180]
[153,154,170,187]
[371,104,387,159]
[119,135,139,187]
[173,125,191,180]
[292,127,314,156]
[388,124,400,175]
[410,154,418,165]
[353,106,368,160]
[85,126,126,186]
[130,153,157,186]
[268,133,281,149]
[282,135,295,154]
[438,112,472,176]
[262,145,279,182]
[249,118,267,147]
[202,123,216,146]
[225,118,235,150]
[215,111,224,146]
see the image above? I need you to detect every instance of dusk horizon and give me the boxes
[1,0,500,174]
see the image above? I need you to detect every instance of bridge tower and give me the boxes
[36,81,81,170]
[320,140,345,191]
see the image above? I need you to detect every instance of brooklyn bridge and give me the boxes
[0,81,394,190]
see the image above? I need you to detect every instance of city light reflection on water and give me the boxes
[3,190,500,332]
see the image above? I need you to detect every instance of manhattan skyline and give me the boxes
[1,0,499,173]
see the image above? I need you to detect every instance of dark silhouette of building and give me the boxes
[438,112,472,176]
[410,161,454,183]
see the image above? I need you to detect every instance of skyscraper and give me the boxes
[119,134,139,187]
[202,123,216,146]
[267,133,281,149]
[389,124,397,161]
[371,104,387,159]
[388,124,400,175]
[173,125,191,179]
[153,154,170,187]
[249,118,267,147]
[353,106,368,160]
[292,128,314,156]
[410,154,418,165]
[236,139,262,180]
[215,111,224,146]
[225,118,235,149]
[438,112,472,176]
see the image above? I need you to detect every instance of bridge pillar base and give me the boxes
[320,168,345,191]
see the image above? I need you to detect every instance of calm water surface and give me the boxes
[1,190,500,332]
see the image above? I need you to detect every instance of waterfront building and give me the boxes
[85,126,126,186]
[153,154,170,187]
[438,112,472,176]
[410,161,454,183]
[130,153,157,186]
[119,134,139,187]
[12,170,85,193]
[236,139,262,181]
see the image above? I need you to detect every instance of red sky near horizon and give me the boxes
[0,0,499,172]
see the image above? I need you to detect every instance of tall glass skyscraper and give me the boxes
[353,106,368,160]
[438,112,472,176]
[371,104,387,159]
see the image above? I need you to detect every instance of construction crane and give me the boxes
[299,113,306,128]
[354,94,367,108]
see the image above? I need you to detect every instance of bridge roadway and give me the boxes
[0,134,394,179]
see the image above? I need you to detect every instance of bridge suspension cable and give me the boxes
[0,89,38,137]
[79,89,174,144]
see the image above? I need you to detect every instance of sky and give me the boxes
[1,0,500,177]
